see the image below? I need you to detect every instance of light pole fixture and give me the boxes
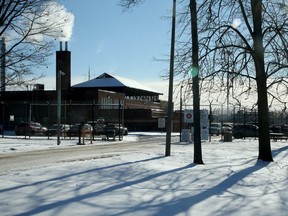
[57,70,65,145]
[165,0,176,156]
[179,85,183,142]
[225,50,232,120]
[1,101,4,138]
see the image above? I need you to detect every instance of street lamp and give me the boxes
[57,70,65,145]
[179,85,183,142]
[1,101,4,138]
[225,50,232,121]
[165,0,176,156]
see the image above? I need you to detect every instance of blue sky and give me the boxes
[41,0,173,99]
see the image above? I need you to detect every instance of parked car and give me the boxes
[88,121,106,135]
[269,124,288,135]
[105,123,128,136]
[15,121,47,136]
[66,123,93,137]
[222,123,233,133]
[209,123,222,135]
[45,124,71,136]
[232,124,259,138]
[247,122,259,126]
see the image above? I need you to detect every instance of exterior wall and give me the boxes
[125,99,163,109]
[124,98,168,131]
[0,88,168,132]
[97,90,125,124]
[124,109,159,131]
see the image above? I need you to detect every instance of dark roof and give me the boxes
[72,73,162,95]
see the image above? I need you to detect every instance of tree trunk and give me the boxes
[251,0,273,161]
[190,0,204,164]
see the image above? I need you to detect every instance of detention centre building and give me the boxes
[0,42,168,132]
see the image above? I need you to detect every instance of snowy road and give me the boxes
[0,134,287,216]
[0,135,177,175]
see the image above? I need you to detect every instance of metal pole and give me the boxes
[1,101,4,138]
[209,102,212,142]
[92,100,95,140]
[179,85,183,142]
[118,99,121,141]
[165,0,176,156]
[226,50,231,121]
[1,37,6,92]
[24,101,27,139]
[57,70,61,145]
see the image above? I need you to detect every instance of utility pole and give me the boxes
[57,70,65,145]
[165,0,176,156]
[179,85,183,142]
[1,38,6,92]
[57,69,62,145]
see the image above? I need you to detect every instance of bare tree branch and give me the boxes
[0,0,74,88]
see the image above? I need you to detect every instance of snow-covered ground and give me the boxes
[0,133,287,216]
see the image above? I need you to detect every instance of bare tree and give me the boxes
[120,0,288,161]
[190,0,203,164]
[175,0,288,161]
[118,0,145,10]
[197,0,288,161]
[0,0,74,89]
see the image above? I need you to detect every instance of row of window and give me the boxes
[125,95,159,102]
[101,98,123,109]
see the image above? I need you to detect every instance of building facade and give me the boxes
[0,44,168,132]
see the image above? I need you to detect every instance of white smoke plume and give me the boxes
[4,1,75,44]
[40,1,75,41]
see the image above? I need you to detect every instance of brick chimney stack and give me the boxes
[56,41,71,91]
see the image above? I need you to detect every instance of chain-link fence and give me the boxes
[176,104,288,133]
[0,100,124,131]
[209,104,288,126]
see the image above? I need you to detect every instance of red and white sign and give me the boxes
[184,109,208,125]
[184,110,193,123]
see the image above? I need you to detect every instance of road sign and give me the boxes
[184,110,193,123]
[158,118,166,128]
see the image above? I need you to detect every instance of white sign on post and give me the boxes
[184,110,193,123]
[158,118,166,129]
[200,109,208,127]
[184,109,209,141]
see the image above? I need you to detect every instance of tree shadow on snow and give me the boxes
[13,160,195,216]
[152,145,288,216]
[7,145,287,216]
[0,155,164,194]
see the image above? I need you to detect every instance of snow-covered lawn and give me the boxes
[0,133,287,216]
